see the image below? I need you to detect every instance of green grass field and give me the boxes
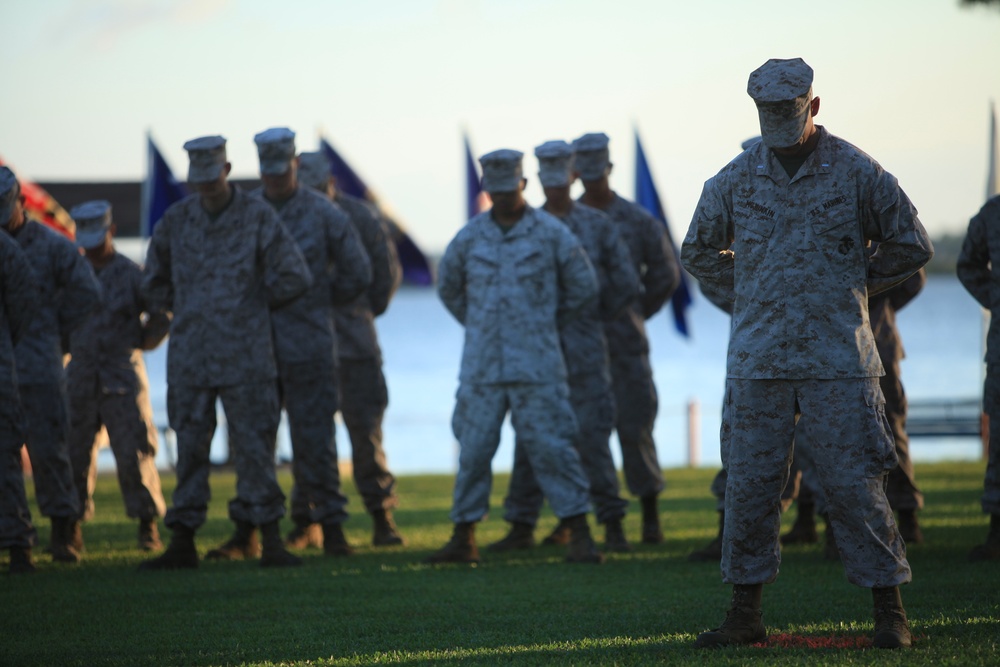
[1,461,997,666]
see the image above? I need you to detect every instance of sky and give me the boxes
[2,0,998,255]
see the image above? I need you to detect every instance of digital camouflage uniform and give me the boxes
[503,202,636,526]
[13,220,102,521]
[437,206,598,524]
[66,251,169,523]
[579,193,679,498]
[249,185,372,527]
[0,231,38,551]
[331,192,402,515]
[681,126,932,588]
[142,188,312,531]
[956,194,1000,517]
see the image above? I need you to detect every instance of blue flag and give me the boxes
[634,129,693,338]
[464,132,486,220]
[141,134,188,238]
[320,138,433,286]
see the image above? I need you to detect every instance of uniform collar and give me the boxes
[753,126,833,184]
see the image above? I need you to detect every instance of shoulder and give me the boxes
[817,127,886,176]
[974,194,1000,222]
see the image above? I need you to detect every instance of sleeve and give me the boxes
[638,215,680,319]
[328,208,373,306]
[600,224,639,321]
[367,216,402,316]
[862,170,934,297]
[436,236,467,324]
[141,214,175,313]
[556,228,598,325]
[681,176,736,300]
[1,236,39,345]
[886,267,926,313]
[260,210,313,308]
[956,200,996,310]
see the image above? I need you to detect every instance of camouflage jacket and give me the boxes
[13,220,102,385]
[868,267,924,365]
[250,186,371,372]
[681,126,933,379]
[333,192,401,361]
[66,251,169,394]
[142,187,313,386]
[581,193,679,356]
[552,202,638,379]
[957,194,1000,363]
[438,206,598,384]
[1,231,38,403]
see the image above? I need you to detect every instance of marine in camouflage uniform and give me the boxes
[247,130,372,558]
[426,149,603,565]
[490,141,637,554]
[956,193,1000,561]
[0,172,40,573]
[2,170,102,564]
[297,151,405,547]
[574,132,681,544]
[139,135,312,570]
[681,58,932,649]
[65,200,169,552]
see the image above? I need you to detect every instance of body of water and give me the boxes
[98,273,986,475]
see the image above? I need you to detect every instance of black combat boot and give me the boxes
[688,510,724,562]
[260,521,303,567]
[50,517,81,563]
[372,509,405,546]
[640,494,664,544]
[603,518,633,553]
[138,518,163,551]
[897,509,924,545]
[486,522,535,552]
[321,522,354,557]
[540,519,571,546]
[285,520,323,549]
[565,514,604,564]
[780,501,818,545]
[872,586,912,648]
[694,584,767,648]
[968,513,1000,561]
[138,525,198,570]
[8,547,35,574]
[205,520,259,560]
[423,522,479,564]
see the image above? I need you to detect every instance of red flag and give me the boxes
[0,155,75,240]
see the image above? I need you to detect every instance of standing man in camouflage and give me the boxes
[0,172,40,573]
[296,151,405,548]
[139,135,312,570]
[428,149,603,565]
[574,132,680,544]
[488,140,637,554]
[229,129,371,560]
[681,58,932,649]
[0,168,102,564]
[956,193,1000,561]
[66,200,169,552]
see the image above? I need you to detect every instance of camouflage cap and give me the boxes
[534,140,575,188]
[297,151,330,192]
[183,135,227,183]
[253,127,296,176]
[0,166,19,225]
[479,149,524,193]
[572,132,611,181]
[747,58,814,148]
[70,200,113,249]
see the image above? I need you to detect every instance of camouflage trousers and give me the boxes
[981,365,1000,515]
[0,409,35,550]
[281,369,349,526]
[503,372,628,525]
[68,381,166,522]
[165,381,286,530]
[721,378,911,588]
[337,357,398,514]
[609,352,664,497]
[20,382,81,519]
[449,382,591,524]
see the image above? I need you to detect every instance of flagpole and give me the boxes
[140,130,152,239]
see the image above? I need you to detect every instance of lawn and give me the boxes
[1,461,997,666]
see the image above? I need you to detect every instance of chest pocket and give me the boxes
[813,214,861,259]
[515,248,548,305]
[467,247,499,291]
[733,212,776,240]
